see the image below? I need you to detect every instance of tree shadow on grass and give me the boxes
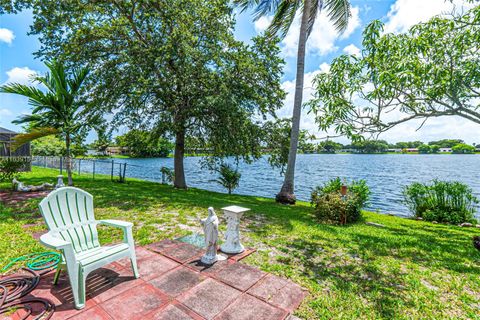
[5,169,480,318]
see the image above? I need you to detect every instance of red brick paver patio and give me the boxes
[6,240,307,320]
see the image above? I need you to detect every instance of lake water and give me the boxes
[74,154,480,217]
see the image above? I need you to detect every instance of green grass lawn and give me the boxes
[1,167,480,319]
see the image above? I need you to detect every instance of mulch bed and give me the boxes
[0,190,49,207]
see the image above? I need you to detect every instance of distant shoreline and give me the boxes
[73,151,480,159]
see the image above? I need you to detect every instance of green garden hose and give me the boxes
[1,252,61,274]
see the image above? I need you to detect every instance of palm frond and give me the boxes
[46,60,69,97]
[253,0,282,19]
[1,83,66,120]
[266,0,299,39]
[11,114,44,125]
[232,0,261,13]
[11,127,59,151]
[306,0,322,36]
[68,66,90,96]
[0,83,47,102]
[324,0,351,33]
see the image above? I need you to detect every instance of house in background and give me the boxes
[0,127,31,157]
[105,146,129,156]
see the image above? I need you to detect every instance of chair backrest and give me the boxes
[39,187,100,253]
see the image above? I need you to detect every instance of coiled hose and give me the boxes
[1,252,61,274]
[0,268,55,319]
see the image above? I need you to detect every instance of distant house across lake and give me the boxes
[105,146,129,156]
[0,127,31,157]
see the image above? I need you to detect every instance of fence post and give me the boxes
[44,156,47,168]
[122,163,127,182]
[93,160,96,180]
[78,159,81,175]
[60,157,63,174]
[111,160,114,181]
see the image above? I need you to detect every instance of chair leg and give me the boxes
[130,254,139,279]
[76,271,86,310]
[69,266,86,310]
[53,264,63,285]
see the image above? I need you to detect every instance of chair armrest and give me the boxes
[99,220,135,246]
[40,232,72,250]
[99,219,133,229]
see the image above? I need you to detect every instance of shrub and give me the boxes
[215,164,241,194]
[403,180,478,224]
[311,178,370,225]
[0,158,28,183]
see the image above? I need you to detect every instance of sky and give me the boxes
[0,0,478,144]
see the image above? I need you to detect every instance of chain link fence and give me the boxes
[30,156,173,183]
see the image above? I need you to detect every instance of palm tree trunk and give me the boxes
[174,128,187,189]
[65,133,73,186]
[276,0,311,205]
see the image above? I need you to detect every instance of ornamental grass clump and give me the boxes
[311,178,370,225]
[403,180,478,224]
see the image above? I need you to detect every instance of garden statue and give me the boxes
[199,207,220,265]
[12,178,53,192]
[55,175,65,189]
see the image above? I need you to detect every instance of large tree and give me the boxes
[0,60,90,186]
[310,6,480,140]
[11,0,285,188]
[235,0,351,204]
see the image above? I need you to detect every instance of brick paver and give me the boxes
[214,294,287,320]
[214,262,266,292]
[177,278,241,320]
[248,274,307,312]
[149,267,205,297]
[162,242,205,264]
[7,240,306,320]
[100,283,170,320]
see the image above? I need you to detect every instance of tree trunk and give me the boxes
[174,129,187,189]
[66,133,73,186]
[276,0,311,205]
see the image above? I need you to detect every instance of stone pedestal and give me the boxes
[220,205,250,254]
[55,175,65,189]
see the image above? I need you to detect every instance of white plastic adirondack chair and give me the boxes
[38,187,139,309]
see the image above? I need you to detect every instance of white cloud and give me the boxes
[254,16,272,33]
[0,28,14,44]
[277,64,332,135]
[319,62,330,73]
[4,67,38,85]
[280,62,480,144]
[0,108,13,117]
[380,116,479,145]
[343,44,361,56]
[268,6,361,58]
[384,0,476,34]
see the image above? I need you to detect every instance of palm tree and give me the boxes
[235,0,351,204]
[0,60,90,186]
[215,164,241,194]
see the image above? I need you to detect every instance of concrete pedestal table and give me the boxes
[220,206,250,254]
